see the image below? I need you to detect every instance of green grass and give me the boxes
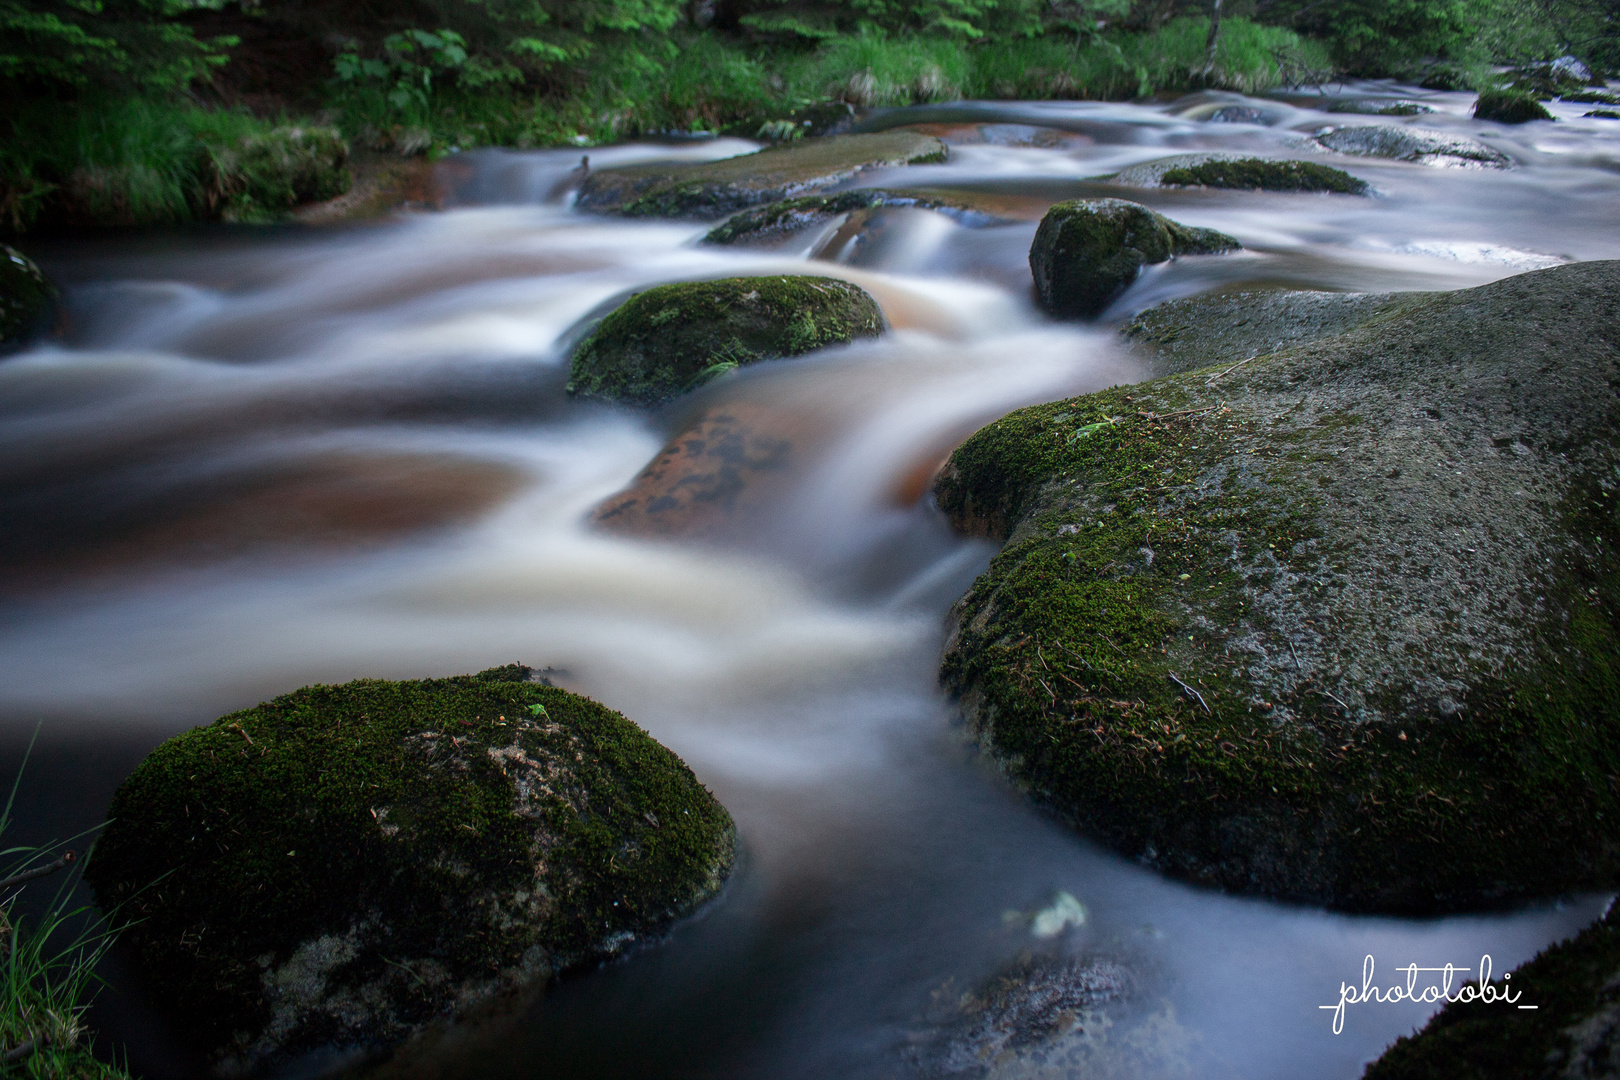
[0,746,128,1080]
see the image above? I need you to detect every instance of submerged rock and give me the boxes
[1157,158,1368,195]
[0,244,57,353]
[701,189,1001,246]
[1028,199,1240,321]
[1587,109,1620,120]
[574,132,947,220]
[1326,99,1432,116]
[936,260,1620,913]
[567,275,884,406]
[1314,125,1510,168]
[1475,90,1556,124]
[85,665,735,1074]
[1366,903,1620,1080]
[1563,89,1620,105]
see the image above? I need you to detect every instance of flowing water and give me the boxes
[6,81,1620,1079]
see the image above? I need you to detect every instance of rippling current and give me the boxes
[6,81,1620,1079]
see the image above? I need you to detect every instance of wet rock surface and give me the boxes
[567,275,884,406]
[1314,125,1511,167]
[936,260,1620,912]
[1109,153,1366,194]
[574,132,947,219]
[0,244,57,352]
[1028,199,1240,320]
[1475,89,1557,124]
[86,665,736,1075]
[1366,902,1620,1080]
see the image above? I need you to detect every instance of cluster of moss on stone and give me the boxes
[567,275,884,406]
[1157,159,1368,195]
[0,245,56,352]
[938,263,1620,911]
[1475,89,1556,124]
[86,665,734,1060]
[1366,903,1620,1078]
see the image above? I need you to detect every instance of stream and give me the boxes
[5,80,1620,1079]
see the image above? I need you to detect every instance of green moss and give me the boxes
[937,262,1620,912]
[200,125,351,223]
[1029,199,1240,321]
[567,275,884,406]
[1365,904,1620,1079]
[1475,90,1556,124]
[0,245,56,352]
[1158,159,1369,195]
[85,666,734,1065]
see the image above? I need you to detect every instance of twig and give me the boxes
[0,851,74,894]
[1317,689,1351,711]
[2,1035,47,1066]
[1286,636,1302,671]
[1138,405,1219,423]
[1167,673,1211,714]
[1205,353,1257,385]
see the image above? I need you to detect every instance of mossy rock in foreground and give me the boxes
[567,275,884,406]
[1029,199,1240,321]
[1475,90,1556,125]
[85,665,735,1074]
[937,260,1620,913]
[575,131,947,220]
[0,244,57,353]
[1366,903,1620,1079]
[1158,159,1369,195]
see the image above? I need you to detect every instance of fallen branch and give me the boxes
[1206,353,1257,385]
[0,851,75,894]
[1167,672,1212,714]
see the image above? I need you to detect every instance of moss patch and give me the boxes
[201,125,351,222]
[937,261,1620,912]
[85,665,734,1071]
[567,275,884,406]
[1365,904,1620,1079]
[1475,90,1556,124]
[1029,199,1240,321]
[0,245,57,353]
[1158,159,1369,195]
[575,131,947,220]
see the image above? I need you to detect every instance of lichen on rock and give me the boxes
[85,665,735,1074]
[936,260,1620,913]
[567,275,884,406]
[574,131,947,220]
[0,244,56,354]
[1028,199,1240,321]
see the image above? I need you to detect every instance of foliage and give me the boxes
[0,0,232,92]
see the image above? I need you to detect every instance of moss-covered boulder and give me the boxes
[1314,125,1511,167]
[1028,199,1240,321]
[1157,159,1368,195]
[85,665,735,1074]
[1587,109,1620,120]
[1562,88,1620,105]
[1475,90,1557,124]
[574,131,947,220]
[701,188,999,246]
[0,245,56,354]
[567,275,884,406]
[1365,904,1620,1080]
[935,260,1620,913]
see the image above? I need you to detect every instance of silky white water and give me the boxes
[4,81,1619,1078]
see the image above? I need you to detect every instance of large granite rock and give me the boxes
[574,131,947,220]
[1313,125,1510,167]
[567,275,884,407]
[1029,199,1240,321]
[936,261,1620,913]
[86,665,735,1074]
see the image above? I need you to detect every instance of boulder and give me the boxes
[574,132,947,220]
[1325,99,1432,116]
[1587,110,1620,120]
[0,244,57,353]
[701,189,1001,246]
[1156,159,1368,195]
[1561,89,1620,106]
[1366,904,1620,1080]
[566,275,884,407]
[1028,199,1240,321]
[1121,288,1431,376]
[1314,125,1510,168]
[85,665,735,1074]
[1475,89,1557,124]
[935,261,1620,913]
